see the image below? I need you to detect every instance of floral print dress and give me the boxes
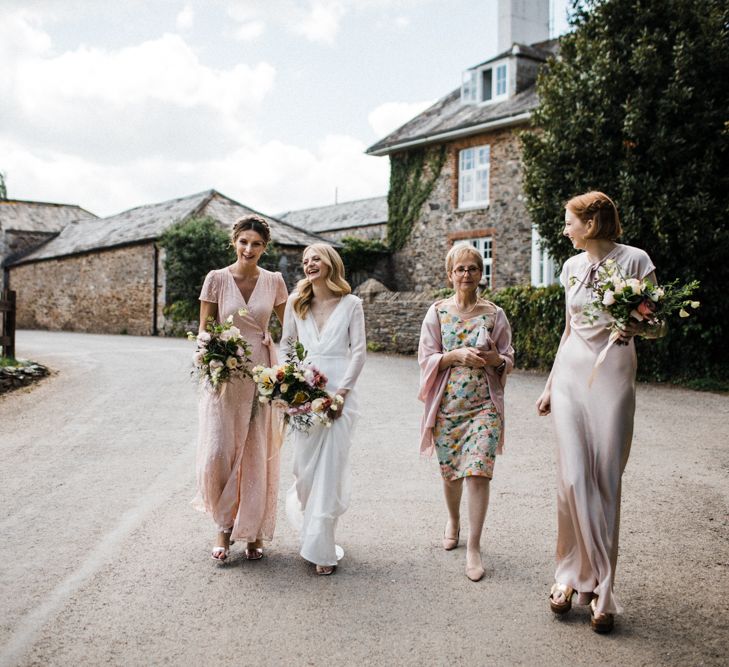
[433,308,502,481]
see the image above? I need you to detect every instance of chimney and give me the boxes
[497,0,550,52]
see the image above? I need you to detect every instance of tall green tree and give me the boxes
[522,0,729,381]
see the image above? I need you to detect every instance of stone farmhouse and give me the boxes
[278,196,388,242]
[366,0,558,293]
[0,199,97,284]
[6,190,325,336]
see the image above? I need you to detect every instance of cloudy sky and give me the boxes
[0,0,570,217]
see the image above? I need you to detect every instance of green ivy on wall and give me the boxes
[387,145,446,250]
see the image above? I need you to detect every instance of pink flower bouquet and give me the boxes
[252,339,343,431]
[187,310,252,391]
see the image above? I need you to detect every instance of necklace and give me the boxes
[454,296,479,315]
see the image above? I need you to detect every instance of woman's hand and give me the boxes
[480,348,503,367]
[449,347,488,368]
[536,388,551,416]
[616,320,646,344]
[328,390,347,420]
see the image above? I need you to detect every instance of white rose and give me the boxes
[193,351,205,365]
[311,398,327,413]
[228,326,241,338]
[197,331,211,343]
[226,357,238,369]
[209,359,224,370]
[602,290,616,306]
[626,278,643,295]
[219,329,232,341]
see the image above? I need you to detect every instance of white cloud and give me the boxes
[176,3,194,31]
[0,6,389,218]
[367,100,433,139]
[290,0,346,44]
[234,20,266,40]
[0,12,276,162]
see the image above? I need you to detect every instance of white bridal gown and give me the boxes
[281,293,366,567]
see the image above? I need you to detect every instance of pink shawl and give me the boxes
[417,300,514,456]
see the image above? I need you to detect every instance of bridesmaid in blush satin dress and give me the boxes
[193,215,288,563]
[536,192,666,633]
[281,244,366,576]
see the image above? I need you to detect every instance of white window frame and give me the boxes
[530,226,557,287]
[458,145,490,209]
[455,237,493,289]
[461,70,477,103]
[495,63,507,97]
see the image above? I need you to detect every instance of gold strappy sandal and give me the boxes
[549,583,575,614]
[590,598,615,633]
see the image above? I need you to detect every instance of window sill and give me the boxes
[454,204,490,213]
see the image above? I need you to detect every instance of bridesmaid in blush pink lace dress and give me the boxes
[193,215,288,563]
[536,192,666,633]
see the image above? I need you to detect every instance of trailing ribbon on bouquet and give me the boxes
[588,329,621,387]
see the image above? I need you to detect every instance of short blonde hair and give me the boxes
[293,244,351,318]
[565,191,622,240]
[446,243,484,274]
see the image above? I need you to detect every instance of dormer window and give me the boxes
[461,61,509,105]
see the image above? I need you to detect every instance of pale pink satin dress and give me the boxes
[192,267,288,542]
[551,244,656,615]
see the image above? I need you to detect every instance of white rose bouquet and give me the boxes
[571,259,700,384]
[187,309,252,391]
[252,339,343,432]
[575,258,700,337]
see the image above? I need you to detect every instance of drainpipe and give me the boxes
[152,242,159,336]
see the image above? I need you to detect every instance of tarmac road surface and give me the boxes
[1,330,727,666]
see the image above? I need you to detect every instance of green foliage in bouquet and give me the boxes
[521,0,729,381]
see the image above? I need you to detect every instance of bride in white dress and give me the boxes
[281,244,366,575]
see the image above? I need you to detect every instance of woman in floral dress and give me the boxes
[418,244,514,581]
[194,215,288,563]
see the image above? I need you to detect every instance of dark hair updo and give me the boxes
[231,214,271,245]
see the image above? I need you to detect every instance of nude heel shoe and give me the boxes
[443,521,460,550]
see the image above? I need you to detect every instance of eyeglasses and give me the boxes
[453,267,481,276]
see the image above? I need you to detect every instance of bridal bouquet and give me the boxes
[187,310,252,391]
[576,259,700,336]
[252,339,343,431]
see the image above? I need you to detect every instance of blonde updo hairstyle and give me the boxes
[446,243,484,277]
[230,214,271,246]
[293,243,351,319]
[565,191,622,240]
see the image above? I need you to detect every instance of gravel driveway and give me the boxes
[1,330,727,666]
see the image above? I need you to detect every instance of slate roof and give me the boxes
[9,190,327,265]
[367,40,558,156]
[278,196,388,234]
[0,199,97,233]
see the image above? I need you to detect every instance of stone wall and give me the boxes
[391,126,532,292]
[9,242,164,336]
[356,282,434,354]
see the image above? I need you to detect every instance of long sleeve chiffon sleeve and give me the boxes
[338,299,366,392]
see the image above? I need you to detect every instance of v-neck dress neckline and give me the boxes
[227,267,261,306]
[311,297,344,339]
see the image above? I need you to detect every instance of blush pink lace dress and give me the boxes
[192,267,288,542]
